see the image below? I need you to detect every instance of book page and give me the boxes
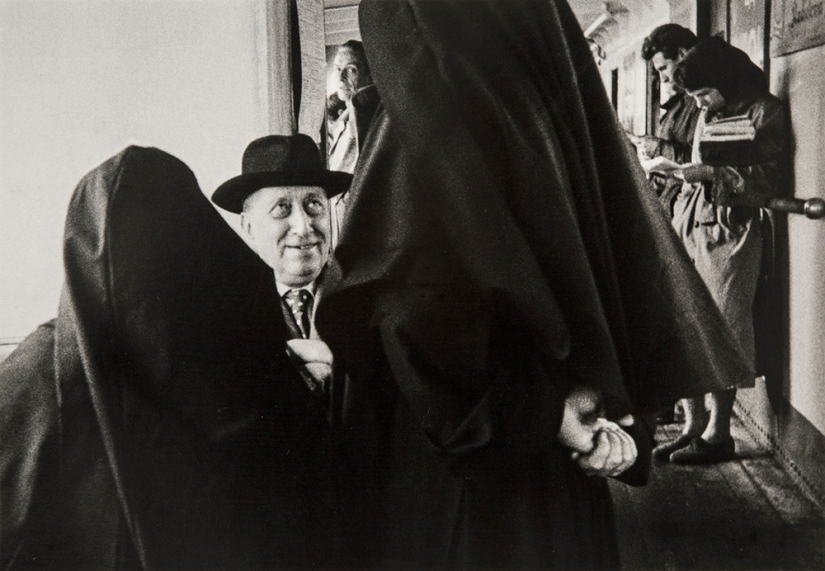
[640,156,684,174]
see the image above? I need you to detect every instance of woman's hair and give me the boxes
[673,36,767,102]
[641,24,698,61]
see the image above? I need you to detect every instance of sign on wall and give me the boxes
[729,0,767,69]
[771,0,825,57]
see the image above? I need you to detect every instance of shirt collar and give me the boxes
[276,279,317,298]
[661,92,689,111]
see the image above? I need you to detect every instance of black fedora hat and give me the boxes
[212,134,352,213]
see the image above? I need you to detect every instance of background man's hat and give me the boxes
[212,134,352,213]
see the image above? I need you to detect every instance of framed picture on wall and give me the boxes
[771,0,825,56]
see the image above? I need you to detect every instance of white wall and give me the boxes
[595,1,670,135]
[773,46,825,436]
[0,0,270,341]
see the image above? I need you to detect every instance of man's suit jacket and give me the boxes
[0,147,346,569]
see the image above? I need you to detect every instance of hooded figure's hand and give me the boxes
[557,385,638,477]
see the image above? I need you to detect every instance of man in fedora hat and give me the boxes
[213,134,379,565]
[0,139,365,569]
[213,133,351,394]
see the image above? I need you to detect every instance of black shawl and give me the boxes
[314,3,755,567]
[319,0,752,421]
[1,147,338,568]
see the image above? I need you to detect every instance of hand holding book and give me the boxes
[679,164,715,183]
[640,156,685,176]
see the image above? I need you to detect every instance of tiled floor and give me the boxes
[609,416,825,570]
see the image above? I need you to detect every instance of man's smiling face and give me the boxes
[240,186,330,287]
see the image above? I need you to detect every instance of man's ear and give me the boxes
[239,213,261,255]
[677,47,688,60]
[240,212,254,244]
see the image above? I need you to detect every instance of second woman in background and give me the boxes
[655,37,788,464]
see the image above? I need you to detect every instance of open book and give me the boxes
[640,156,684,175]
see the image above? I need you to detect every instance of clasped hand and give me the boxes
[556,386,638,478]
[286,339,333,395]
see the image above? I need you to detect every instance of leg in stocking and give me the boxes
[702,389,736,444]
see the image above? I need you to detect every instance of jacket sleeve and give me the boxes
[654,100,700,164]
[711,98,788,202]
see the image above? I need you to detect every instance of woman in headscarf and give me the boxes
[654,37,789,464]
[316,0,752,568]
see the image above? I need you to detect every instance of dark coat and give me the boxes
[651,92,702,214]
[655,92,702,164]
[0,147,344,569]
[672,93,789,376]
[317,0,754,568]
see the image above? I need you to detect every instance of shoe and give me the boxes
[652,433,695,461]
[669,437,735,465]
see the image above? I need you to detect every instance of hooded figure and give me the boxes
[0,146,348,568]
[316,0,753,568]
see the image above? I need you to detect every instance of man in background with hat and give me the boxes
[213,133,351,394]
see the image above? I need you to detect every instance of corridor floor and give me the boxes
[609,415,825,570]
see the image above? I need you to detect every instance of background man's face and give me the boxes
[652,51,680,98]
[241,186,330,287]
[334,47,370,102]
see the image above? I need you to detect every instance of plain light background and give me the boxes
[0,0,271,341]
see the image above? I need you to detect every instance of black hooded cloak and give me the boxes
[0,147,344,569]
[316,0,754,568]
